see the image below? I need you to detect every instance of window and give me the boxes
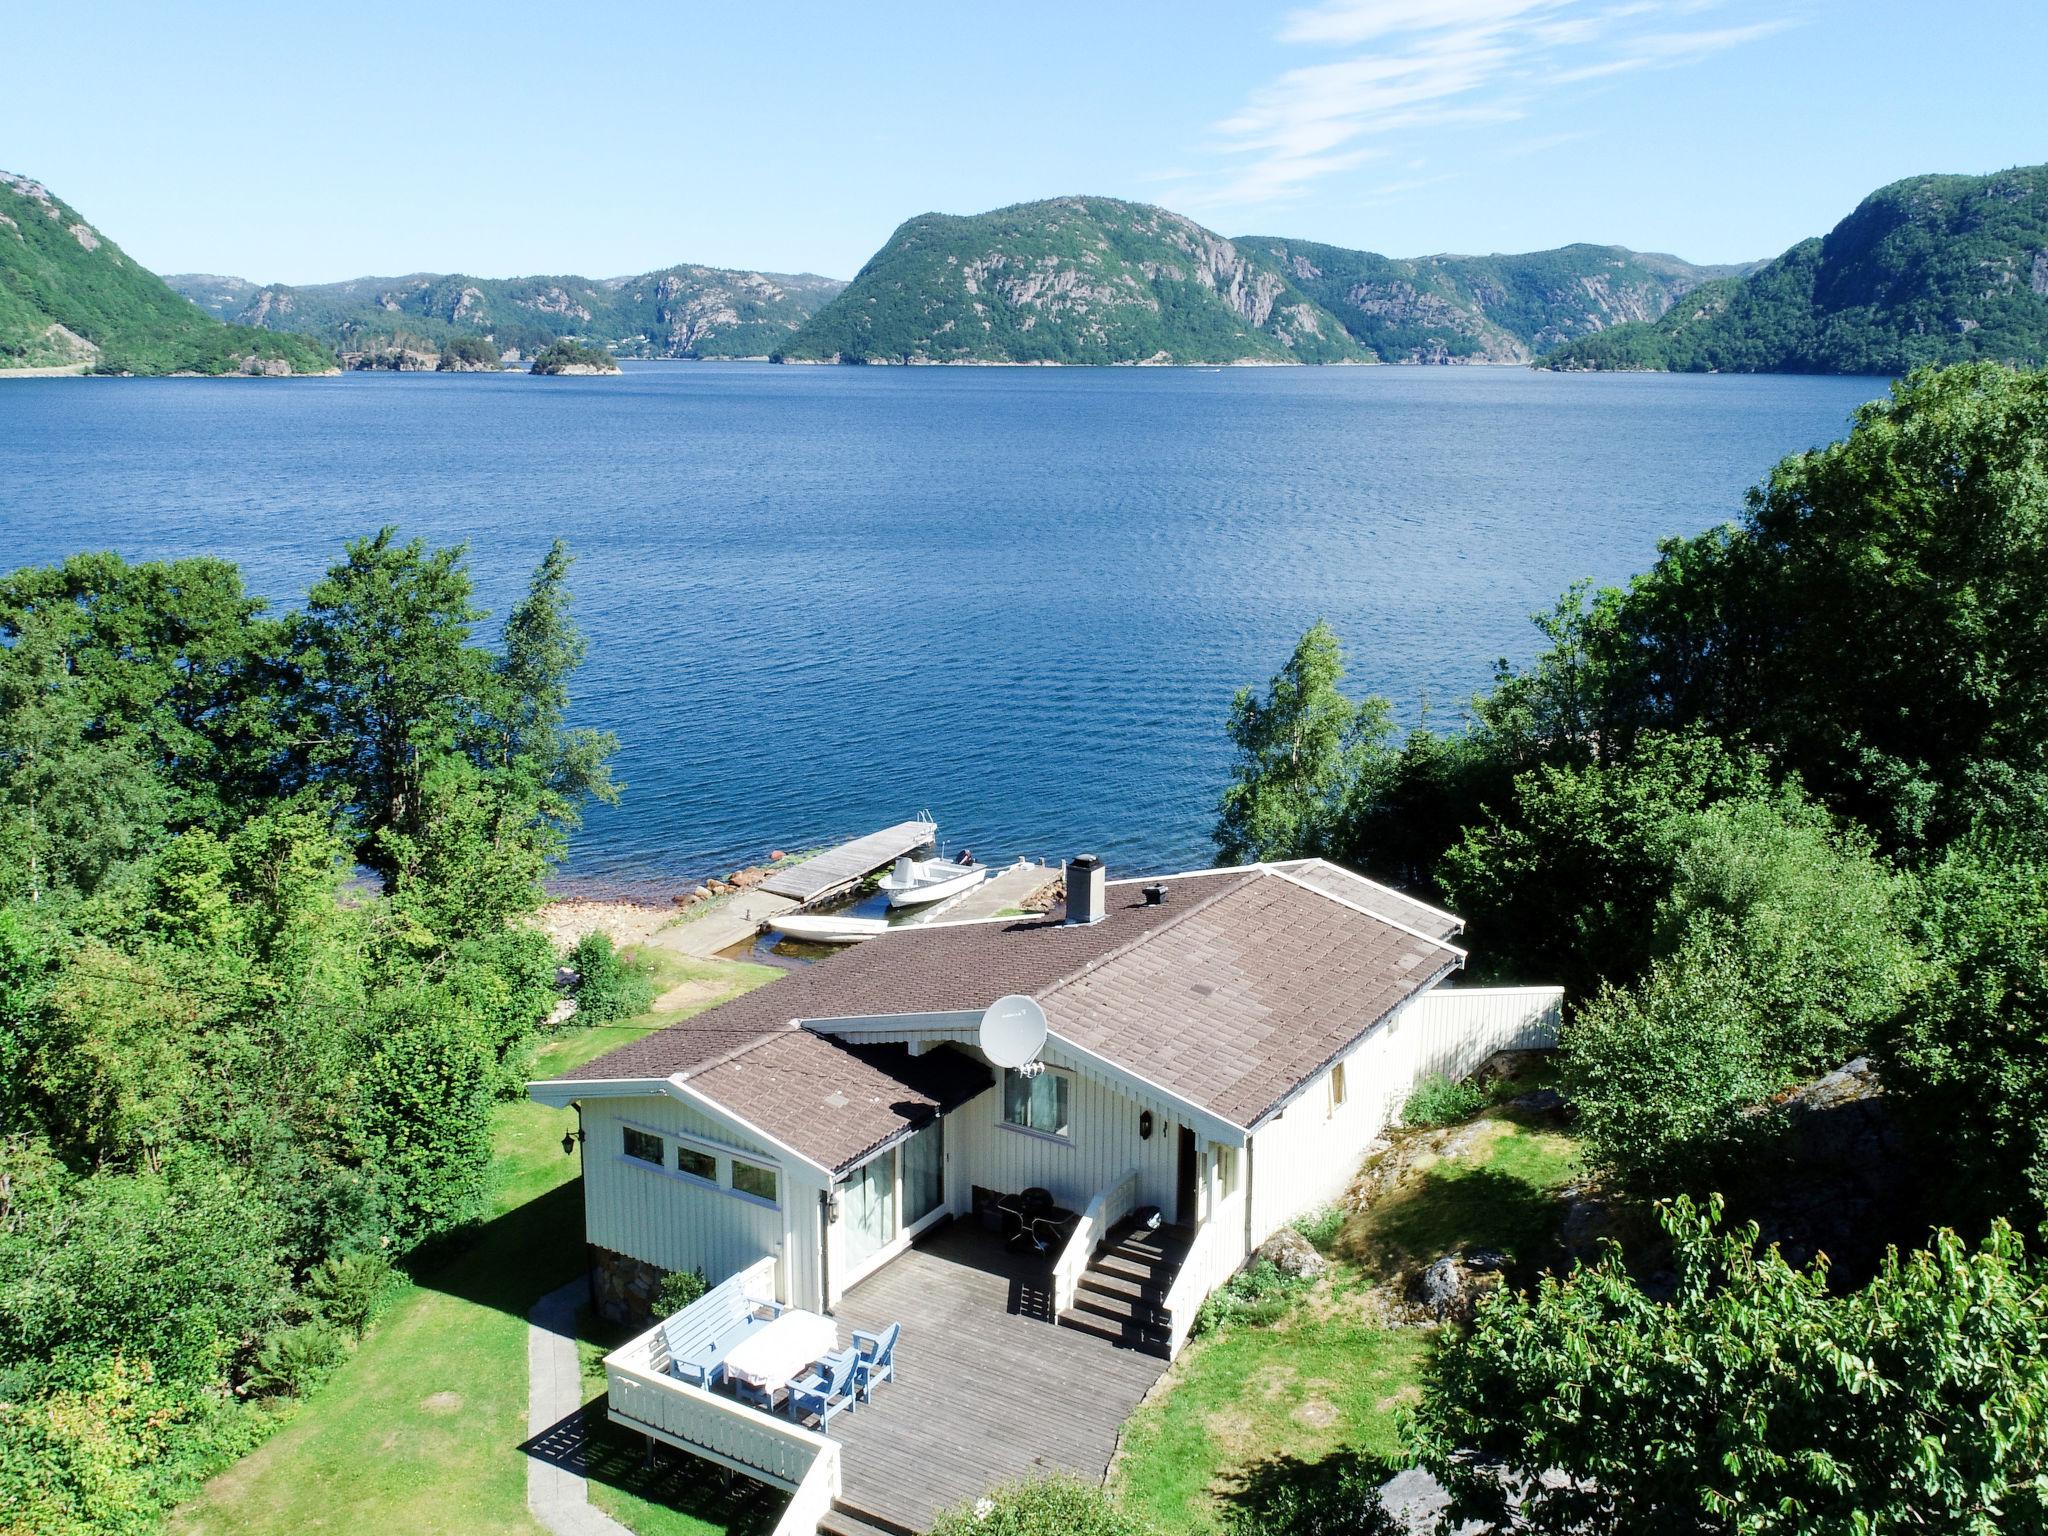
[731,1158,779,1205]
[1328,1061,1348,1117]
[675,1145,716,1183]
[623,1127,664,1165]
[1001,1067,1071,1139]
[1219,1145,1239,1198]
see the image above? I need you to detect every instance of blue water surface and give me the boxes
[0,362,1885,891]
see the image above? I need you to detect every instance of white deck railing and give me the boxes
[1160,1216,1211,1359]
[604,1258,839,1520]
[1052,1166,1141,1315]
[770,1441,843,1536]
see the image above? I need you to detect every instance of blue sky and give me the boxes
[5,0,2042,283]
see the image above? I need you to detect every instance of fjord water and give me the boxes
[0,363,1883,892]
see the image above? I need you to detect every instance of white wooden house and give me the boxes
[529,857,1560,1342]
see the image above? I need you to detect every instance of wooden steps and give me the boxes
[1056,1217,1193,1359]
[821,1503,915,1536]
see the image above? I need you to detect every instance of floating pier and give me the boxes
[758,818,937,906]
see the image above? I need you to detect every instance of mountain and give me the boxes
[773,196,1740,366]
[0,172,333,375]
[1542,165,2048,374]
[1234,239,1754,364]
[169,264,847,363]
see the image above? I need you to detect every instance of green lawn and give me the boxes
[1113,1093,1580,1534]
[173,950,782,1536]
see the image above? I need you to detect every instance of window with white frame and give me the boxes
[731,1157,779,1205]
[1219,1145,1239,1197]
[1001,1067,1071,1139]
[1328,1060,1349,1117]
[622,1126,664,1165]
[675,1144,716,1183]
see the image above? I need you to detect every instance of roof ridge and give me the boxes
[1286,857,1465,933]
[672,1019,801,1083]
[1033,867,1267,1007]
[1265,865,1467,959]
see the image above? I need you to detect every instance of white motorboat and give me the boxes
[771,914,891,945]
[879,855,988,909]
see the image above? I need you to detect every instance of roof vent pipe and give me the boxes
[1066,855,1107,925]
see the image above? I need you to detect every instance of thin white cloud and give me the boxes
[1196,1,1795,210]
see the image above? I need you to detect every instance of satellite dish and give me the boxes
[979,994,1047,1070]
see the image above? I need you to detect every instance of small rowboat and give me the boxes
[879,857,988,909]
[771,914,891,945]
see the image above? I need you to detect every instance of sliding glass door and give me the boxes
[841,1153,896,1271]
[902,1118,944,1227]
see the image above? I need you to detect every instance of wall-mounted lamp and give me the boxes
[561,1128,586,1156]
[1139,1110,1154,1141]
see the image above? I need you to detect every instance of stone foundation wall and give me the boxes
[589,1244,665,1327]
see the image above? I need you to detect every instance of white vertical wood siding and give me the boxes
[1246,985,1562,1245]
[944,1040,1189,1219]
[580,1094,825,1309]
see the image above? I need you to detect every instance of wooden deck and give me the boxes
[760,820,937,905]
[824,1221,1170,1533]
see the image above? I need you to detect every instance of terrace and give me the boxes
[603,1219,1177,1535]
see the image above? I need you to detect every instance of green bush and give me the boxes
[655,1267,707,1315]
[570,931,657,1024]
[1194,1260,1310,1336]
[1401,1074,1486,1129]
[244,1318,350,1398]
[1224,1451,1402,1536]
[1411,1196,2048,1534]
[305,1251,396,1340]
[928,1476,1157,1536]
[1290,1205,1345,1250]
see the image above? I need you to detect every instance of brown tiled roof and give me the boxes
[1043,872,1460,1126]
[1268,859,1465,943]
[547,862,1459,1169]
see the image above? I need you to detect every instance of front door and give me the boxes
[1176,1125,1199,1226]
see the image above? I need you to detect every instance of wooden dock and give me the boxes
[760,819,937,906]
[824,1221,1167,1534]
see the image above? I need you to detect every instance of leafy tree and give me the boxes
[1215,621,1389,865]
[1884,841,2048,1231]
[1439,731,1773,994]
[1411,1197,2048,1535]
[290,528,494,871]
[353,986,495,1249]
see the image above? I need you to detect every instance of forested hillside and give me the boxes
[170,263,846,362]
[775,196,1731,366]
[1234,238,1747,363]
[1213,361,2048,1530]
[0,171,333,376]
[1543,164,2048,373]
[0,534,621,1534]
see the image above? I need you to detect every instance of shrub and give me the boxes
[1193,1260,1309,1336]
[1291,1205,1344,1250]
[928,1476,1156,1536]
[243,1318,349,1398]
[655,1267,707,1315]
[1401,1074,1485,1128]
[305,1250,396,1339]
[569,931,657,1024]
[1561,938,1776,1200]
[1224,1451,1403,1536]
[1411,1196,2048,1534]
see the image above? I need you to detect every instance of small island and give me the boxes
[528,338,621,375]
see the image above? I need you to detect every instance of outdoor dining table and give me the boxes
[720,1308,838,1400]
